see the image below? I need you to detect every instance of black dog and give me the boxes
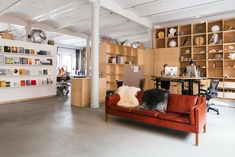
[141,88,169,113]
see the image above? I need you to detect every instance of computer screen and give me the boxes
[164,67,178,76]
[186,66,198,77]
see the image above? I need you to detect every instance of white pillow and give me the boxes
[117,86,140,107]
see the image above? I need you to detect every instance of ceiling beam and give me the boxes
[0,14,88,39]
[89,0,152,29]
[0,0,22,16]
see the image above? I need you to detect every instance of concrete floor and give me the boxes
[0,96,235,157]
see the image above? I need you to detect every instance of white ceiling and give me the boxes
[0,0,235,48]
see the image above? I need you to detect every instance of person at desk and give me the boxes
[58,67,66,77]
[160,64,170,90]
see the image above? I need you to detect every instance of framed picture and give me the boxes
[18,47,24,54]
[4,46,11,53]
[25,49,30,54]
[11,46,18,53]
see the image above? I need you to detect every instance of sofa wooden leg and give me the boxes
[195,133,199,146]
[203,124,206,133]
[105,114,108,122]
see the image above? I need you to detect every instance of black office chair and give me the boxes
[200,79,220,115]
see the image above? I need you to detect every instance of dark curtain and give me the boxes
[75,49,80,75]
[75,49,85,75]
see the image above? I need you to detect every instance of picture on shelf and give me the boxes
[13,68,19,75]
[4,46,11,53]
[0,81,6,87]
[25,49,30,54]
[5,57,14,64]
[20,80,26,86]
[30,49,36,55]
[26,80,31,86]
[11,46,18,53]
[18,47,24,54]
[19,68,26,75]
[6,81,10,87]
[31,80,36,86]
[14,57,20,64]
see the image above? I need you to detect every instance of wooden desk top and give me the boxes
[152,76,207,81]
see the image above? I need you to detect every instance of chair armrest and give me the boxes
[195,96,206,133]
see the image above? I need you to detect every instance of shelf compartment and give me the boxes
[167,26,178,37]
[180,36,191,47]
[167,38,178,48]
[156,28,166,38]
[224,18,235,31]
[208,20,223,33]
[193,22,207,34]
[208,68,223,78]
[208,33,223,44]
[224,31,235,43]
[155,38,166,48]
[179,24,191,36]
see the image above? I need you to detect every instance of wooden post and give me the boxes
[203,124,206,133]
[196,133,199,146]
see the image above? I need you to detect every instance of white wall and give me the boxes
[0,39,57,103]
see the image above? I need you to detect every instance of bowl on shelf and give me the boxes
[169,40,177,47]
[214,54,223,59]
[195,36,205,45]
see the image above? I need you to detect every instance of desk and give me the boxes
[152,76,207,95]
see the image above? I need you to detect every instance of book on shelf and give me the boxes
[0,81,6,87]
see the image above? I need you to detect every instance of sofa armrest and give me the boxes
[136,91,144,104]
[105,94,120,107]
[195,96,206,133]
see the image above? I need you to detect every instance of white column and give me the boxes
[90,0,100,108]
[148,28,153,48]
[26,23,32,42]
[86,37,91,77]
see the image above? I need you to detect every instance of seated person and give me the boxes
[160,64,170,90]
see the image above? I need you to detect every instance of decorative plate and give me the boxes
[158,31,164,38]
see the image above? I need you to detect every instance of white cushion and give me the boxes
[117,86,140,107]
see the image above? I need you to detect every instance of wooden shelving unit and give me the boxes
[154,17,235,98]
[99,42,141,91]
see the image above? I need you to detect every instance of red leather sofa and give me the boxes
[105,91,206,146]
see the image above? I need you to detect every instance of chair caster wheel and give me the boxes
[217,112,220,115]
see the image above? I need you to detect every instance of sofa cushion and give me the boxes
[131,108,159,117]
[109,105,132,112]
[167,94,198,114]
[117,86,141,108]
[158,112,190,124]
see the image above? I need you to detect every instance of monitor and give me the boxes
[186,66,198,77]
[164,67,178,76]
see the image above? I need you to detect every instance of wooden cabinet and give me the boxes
[71,78,106,107]
[99,42,143,91]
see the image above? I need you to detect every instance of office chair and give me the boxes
[200,79,220,115]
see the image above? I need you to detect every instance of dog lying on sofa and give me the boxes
[105,88,206,146]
